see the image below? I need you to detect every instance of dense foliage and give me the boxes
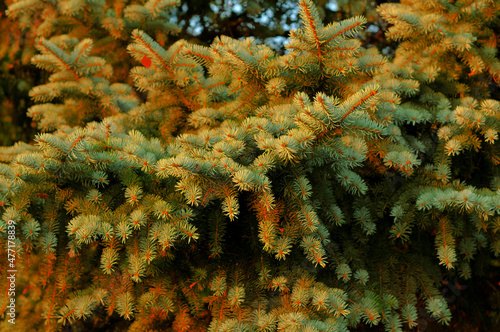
[1,0,500,331]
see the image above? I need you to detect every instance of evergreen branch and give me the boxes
[149,0,176,16]
[324,20,365,45]
[231,89,259,114]
[5,0,42,17]
[362,62,386,69]
[323,62,346,74]
[348,125,383,134]
[190,81,227,96]
[37,40,79,80]
[185,50,214,63]
[133,33,174,77]
[298,0,323,62]
[330,46,357,52]
[75,62,105,69]
[73,40,92,65]
[173,63,197,68]
[341,91,378,122]
[333,81,354,94]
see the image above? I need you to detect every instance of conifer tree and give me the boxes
[0,0,385,145]
[1,0,500,331]
[378,0,500,274]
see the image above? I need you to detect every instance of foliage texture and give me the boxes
[1,0,500,331]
